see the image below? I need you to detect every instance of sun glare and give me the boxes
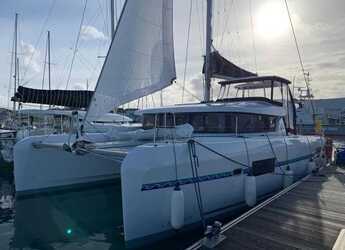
[255,2,289,39]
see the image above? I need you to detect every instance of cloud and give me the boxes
[21,41,41,73]
[81,25,108,41]
[73,81,95,90]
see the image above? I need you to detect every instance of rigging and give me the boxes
[181,0,193,103]
[249,0,258,74]
[284,0,315,119]
[65,0,88,90]
[22,0,57,83]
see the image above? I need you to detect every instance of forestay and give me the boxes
[86,0,176,122]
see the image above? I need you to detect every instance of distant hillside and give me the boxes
[313,98,345,110]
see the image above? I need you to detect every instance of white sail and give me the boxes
[86,0,176,121]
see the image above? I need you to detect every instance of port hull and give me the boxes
[14,134,121,195]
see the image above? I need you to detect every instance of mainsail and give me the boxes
[85,0,176,122]
[203,51,257,79]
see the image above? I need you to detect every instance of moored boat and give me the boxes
[13,0,325,247]
[118,76,324,246]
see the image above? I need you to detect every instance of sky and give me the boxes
[0,0,345,109]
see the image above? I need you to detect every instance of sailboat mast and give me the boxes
[204,0,213,102]
[47,31,51,92]
[110,0,115,38]
[47,30,52,108]
[16,57,20,109]
[13,13,18,113]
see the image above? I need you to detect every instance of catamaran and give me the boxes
[14,0,324,247]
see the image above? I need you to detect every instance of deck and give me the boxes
[187,165,345,250]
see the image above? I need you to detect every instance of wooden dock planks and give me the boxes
[188,166,345,250]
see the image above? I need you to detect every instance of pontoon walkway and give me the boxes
[187,165,345,250]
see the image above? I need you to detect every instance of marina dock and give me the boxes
[187,165,345,250]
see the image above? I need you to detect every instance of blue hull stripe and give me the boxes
[141,154,313,191]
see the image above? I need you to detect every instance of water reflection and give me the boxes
[0,174,202,250]
[0,176,14,250]
[11,181,124,250]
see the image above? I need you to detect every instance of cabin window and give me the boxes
[143,113,175,129]
[225,114,237,133]
[190,113,205,132]
[237,114,256,133]
[157,113,174,128]
[143,114,155,129]
[143,113,277,133]
[204,113,226,133]
[175,113,189,126]
[237,114,276,133]
[272,82,284,104]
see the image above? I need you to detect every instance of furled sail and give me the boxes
[203,51,257,79]
[85,0,176,122]
[12,86,93,108]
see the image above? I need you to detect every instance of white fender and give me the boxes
[245,175,256,207]
[283,168,294,188]
[170,186,184,230]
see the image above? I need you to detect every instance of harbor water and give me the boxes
[0,163,224,250]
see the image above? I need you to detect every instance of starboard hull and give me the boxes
[121,134,324,247]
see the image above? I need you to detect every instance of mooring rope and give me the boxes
[265,134,286,175]
[188,141,206,230]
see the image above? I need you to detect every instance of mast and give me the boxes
[204,0,213,102]
[160,90,163,106]
[114,0,118,23]
[47,30,51,108]
[110,0,115,38]
[13,13,18,113]
[16,57,20,111]
[47,31,51,92]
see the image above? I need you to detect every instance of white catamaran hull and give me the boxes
[121,134,323,247]
[14,133,122,194]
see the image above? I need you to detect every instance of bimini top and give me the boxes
[219,75,291,86]
[234,81,287,90]
[138,101,286,117]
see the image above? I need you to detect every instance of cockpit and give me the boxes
[216,75,296,133]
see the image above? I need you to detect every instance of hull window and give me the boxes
[251,158,275,176]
